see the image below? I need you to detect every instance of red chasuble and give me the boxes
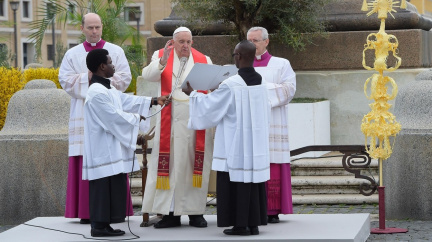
[157,48,208,189]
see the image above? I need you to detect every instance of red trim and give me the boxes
[157,48,208,185]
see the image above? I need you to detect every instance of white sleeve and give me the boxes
[266,60,296,108]
[58,50,89,99]
[142,51,164,83]
[88,93,141,150]
[188,84,231,130]
[118,92,152,133]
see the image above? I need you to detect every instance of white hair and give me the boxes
[173,26,192,39]
[247,27,269,40]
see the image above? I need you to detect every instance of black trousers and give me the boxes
[89,173,128,228]
[216,171,267,227]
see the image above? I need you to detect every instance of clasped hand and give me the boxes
[157,95,172,106]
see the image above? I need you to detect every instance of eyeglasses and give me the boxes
[231,53,240,57]
[249,39,266,43]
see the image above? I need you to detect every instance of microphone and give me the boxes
[177,57,188,78]
[168,57,189,100]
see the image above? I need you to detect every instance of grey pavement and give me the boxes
[1,204,431,241]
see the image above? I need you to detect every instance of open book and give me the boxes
[181,63,238,90]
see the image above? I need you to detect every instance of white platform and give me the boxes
[0,214,370,242]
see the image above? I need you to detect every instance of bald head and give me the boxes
[233,40,256,68]
[82,13,102,26]
[81,13,103,43]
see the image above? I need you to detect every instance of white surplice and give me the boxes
[264,57,296,164]
[83,83,151,181]
[188,74,270,183]
[141,50,214,215]
[59,42,131,157]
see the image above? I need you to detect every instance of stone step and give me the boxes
[291,154,378,176]
[291,167,378,176]
[292,176,377,186]
[292,194,378,204]
[132,152,379,205]
[291,156,379,168]
[292,176,377,195]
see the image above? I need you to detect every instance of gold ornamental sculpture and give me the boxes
[361,0,404,162]
[361,0,408,234]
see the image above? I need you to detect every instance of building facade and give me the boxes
[0,0,172,68]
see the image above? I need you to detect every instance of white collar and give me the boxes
[86,39,102,47]
[255,50,268,60]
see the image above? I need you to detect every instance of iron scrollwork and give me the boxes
[342,151,377,196]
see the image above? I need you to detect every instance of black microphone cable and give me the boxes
[23,153,142,241]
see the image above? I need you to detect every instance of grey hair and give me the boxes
[247,27,268,40]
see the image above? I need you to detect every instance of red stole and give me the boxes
[157,48,208,190]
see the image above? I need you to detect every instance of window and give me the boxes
[22,42,35,67]
[0,0,7,20]
[22,1,29,18]
[0,0,4,17]
[20,0,32,21]
[67,3,75,21]
[124,6,140,22]
[123,3,144,25]
[47,45,54,61]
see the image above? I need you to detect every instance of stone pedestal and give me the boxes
[147,29,432,70]
[323,0,432,31]
[0,80,70,225]
[384,69,432,220]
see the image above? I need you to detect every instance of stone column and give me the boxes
[384,69,432,220]
[0,80,70,224]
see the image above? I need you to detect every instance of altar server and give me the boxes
[183,40,270,236]
[83,48,170,237]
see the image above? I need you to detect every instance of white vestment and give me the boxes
[265,57,296,164]
[59,42,131,157]
[83,83,151,181]
[188,74,270,183]
[141,50,214,215]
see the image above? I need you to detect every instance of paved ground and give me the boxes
[1,204,431,241]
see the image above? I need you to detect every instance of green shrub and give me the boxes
[0,67,61,130]
[0,67,24,130]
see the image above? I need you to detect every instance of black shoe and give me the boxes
[268,215,280,223]
[91,227,125,237]
[249,226,259,235]
[188,215,207,228]
[107,225,124,234]
[154,214,181,229]
[223,226,251,236]
[80,219,90,224]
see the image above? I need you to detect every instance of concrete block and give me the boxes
[384,68,432,220]
[289,100,331,158]
[0,79,70,224]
